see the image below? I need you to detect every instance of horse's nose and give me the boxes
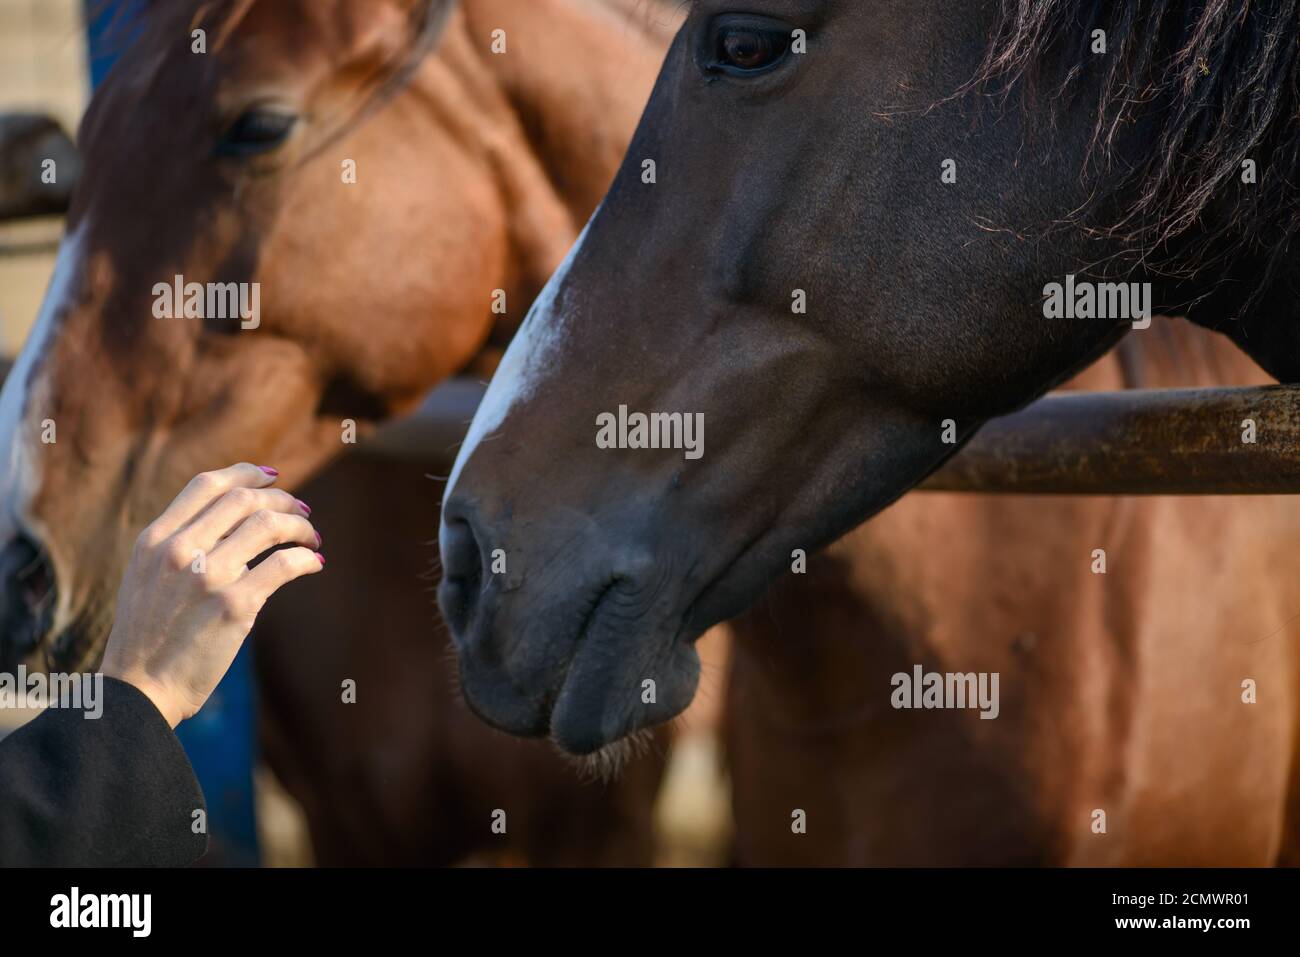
[0,533,58,670]
[436,499,558,738]
[437,507,486,638]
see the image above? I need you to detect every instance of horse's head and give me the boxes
[440,0,1300,753]
[0,0,669,673]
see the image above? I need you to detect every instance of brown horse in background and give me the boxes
[0,0,687,865]
[0,0,677,670]
[726,318,1300,865]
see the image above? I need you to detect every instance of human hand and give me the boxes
[100,463,323,727]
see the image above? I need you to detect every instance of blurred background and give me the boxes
[0,0,83,357]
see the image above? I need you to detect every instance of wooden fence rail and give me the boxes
[1,369,1296,497]
[368,380,1300,496]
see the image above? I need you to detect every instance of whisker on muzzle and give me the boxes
[555,727,657,784]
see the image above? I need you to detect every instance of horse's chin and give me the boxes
[44,615,109,676]
[545,596,700,756]
[555,728,657,784]
[36,598,112,670]
[681,536,793,639]
[1,630,99,681]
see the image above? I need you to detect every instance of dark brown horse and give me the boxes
[439,0,1300,751]
[436,0,1300,862]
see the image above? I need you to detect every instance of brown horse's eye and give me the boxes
[709,16,793,76]
[217,109,298,158]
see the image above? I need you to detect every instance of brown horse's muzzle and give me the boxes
[0,533,57,673]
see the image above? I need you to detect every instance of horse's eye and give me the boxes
[217,109,297,157]
[710,16,793,76]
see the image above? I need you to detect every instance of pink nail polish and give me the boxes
[259,466,279,477]
[315,552,326,566]
[314,530,322,548]
[296,499,312,516]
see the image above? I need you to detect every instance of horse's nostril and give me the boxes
[0,534,58,664]
[438,513,487,639]
[441,518,483,587]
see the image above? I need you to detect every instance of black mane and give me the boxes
[976,0,1300,291]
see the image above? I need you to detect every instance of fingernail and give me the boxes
[296,498,312,516]
[314,530,322,548]
[315,552,326,566]
[259,466,279,477]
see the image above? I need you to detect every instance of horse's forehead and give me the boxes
[227,0,409,66]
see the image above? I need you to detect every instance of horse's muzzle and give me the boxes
[0,533,57,673]
[437,497,701,754]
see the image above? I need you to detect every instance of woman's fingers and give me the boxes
[177,486,309,554]
[235,546,325,608]
[104,463,323,729]
[148,463,281,539]
[206,510,320,580]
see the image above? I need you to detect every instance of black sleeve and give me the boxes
[0,676,208,867]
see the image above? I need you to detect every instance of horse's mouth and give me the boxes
[0,533,58,673]
[46,621,100,676]
[547,572,704,756]
[543,577,620,728]
[0,625,98,682]
[450,550,701,754]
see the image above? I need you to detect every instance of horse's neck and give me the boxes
[1065,317,1273,392]
[587,0,686,46]
[400,0,674,329]
[458,0,676,218]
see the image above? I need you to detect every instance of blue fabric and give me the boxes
[175,645,261,866]
[83,0,143,88]
[83,0,263,866]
